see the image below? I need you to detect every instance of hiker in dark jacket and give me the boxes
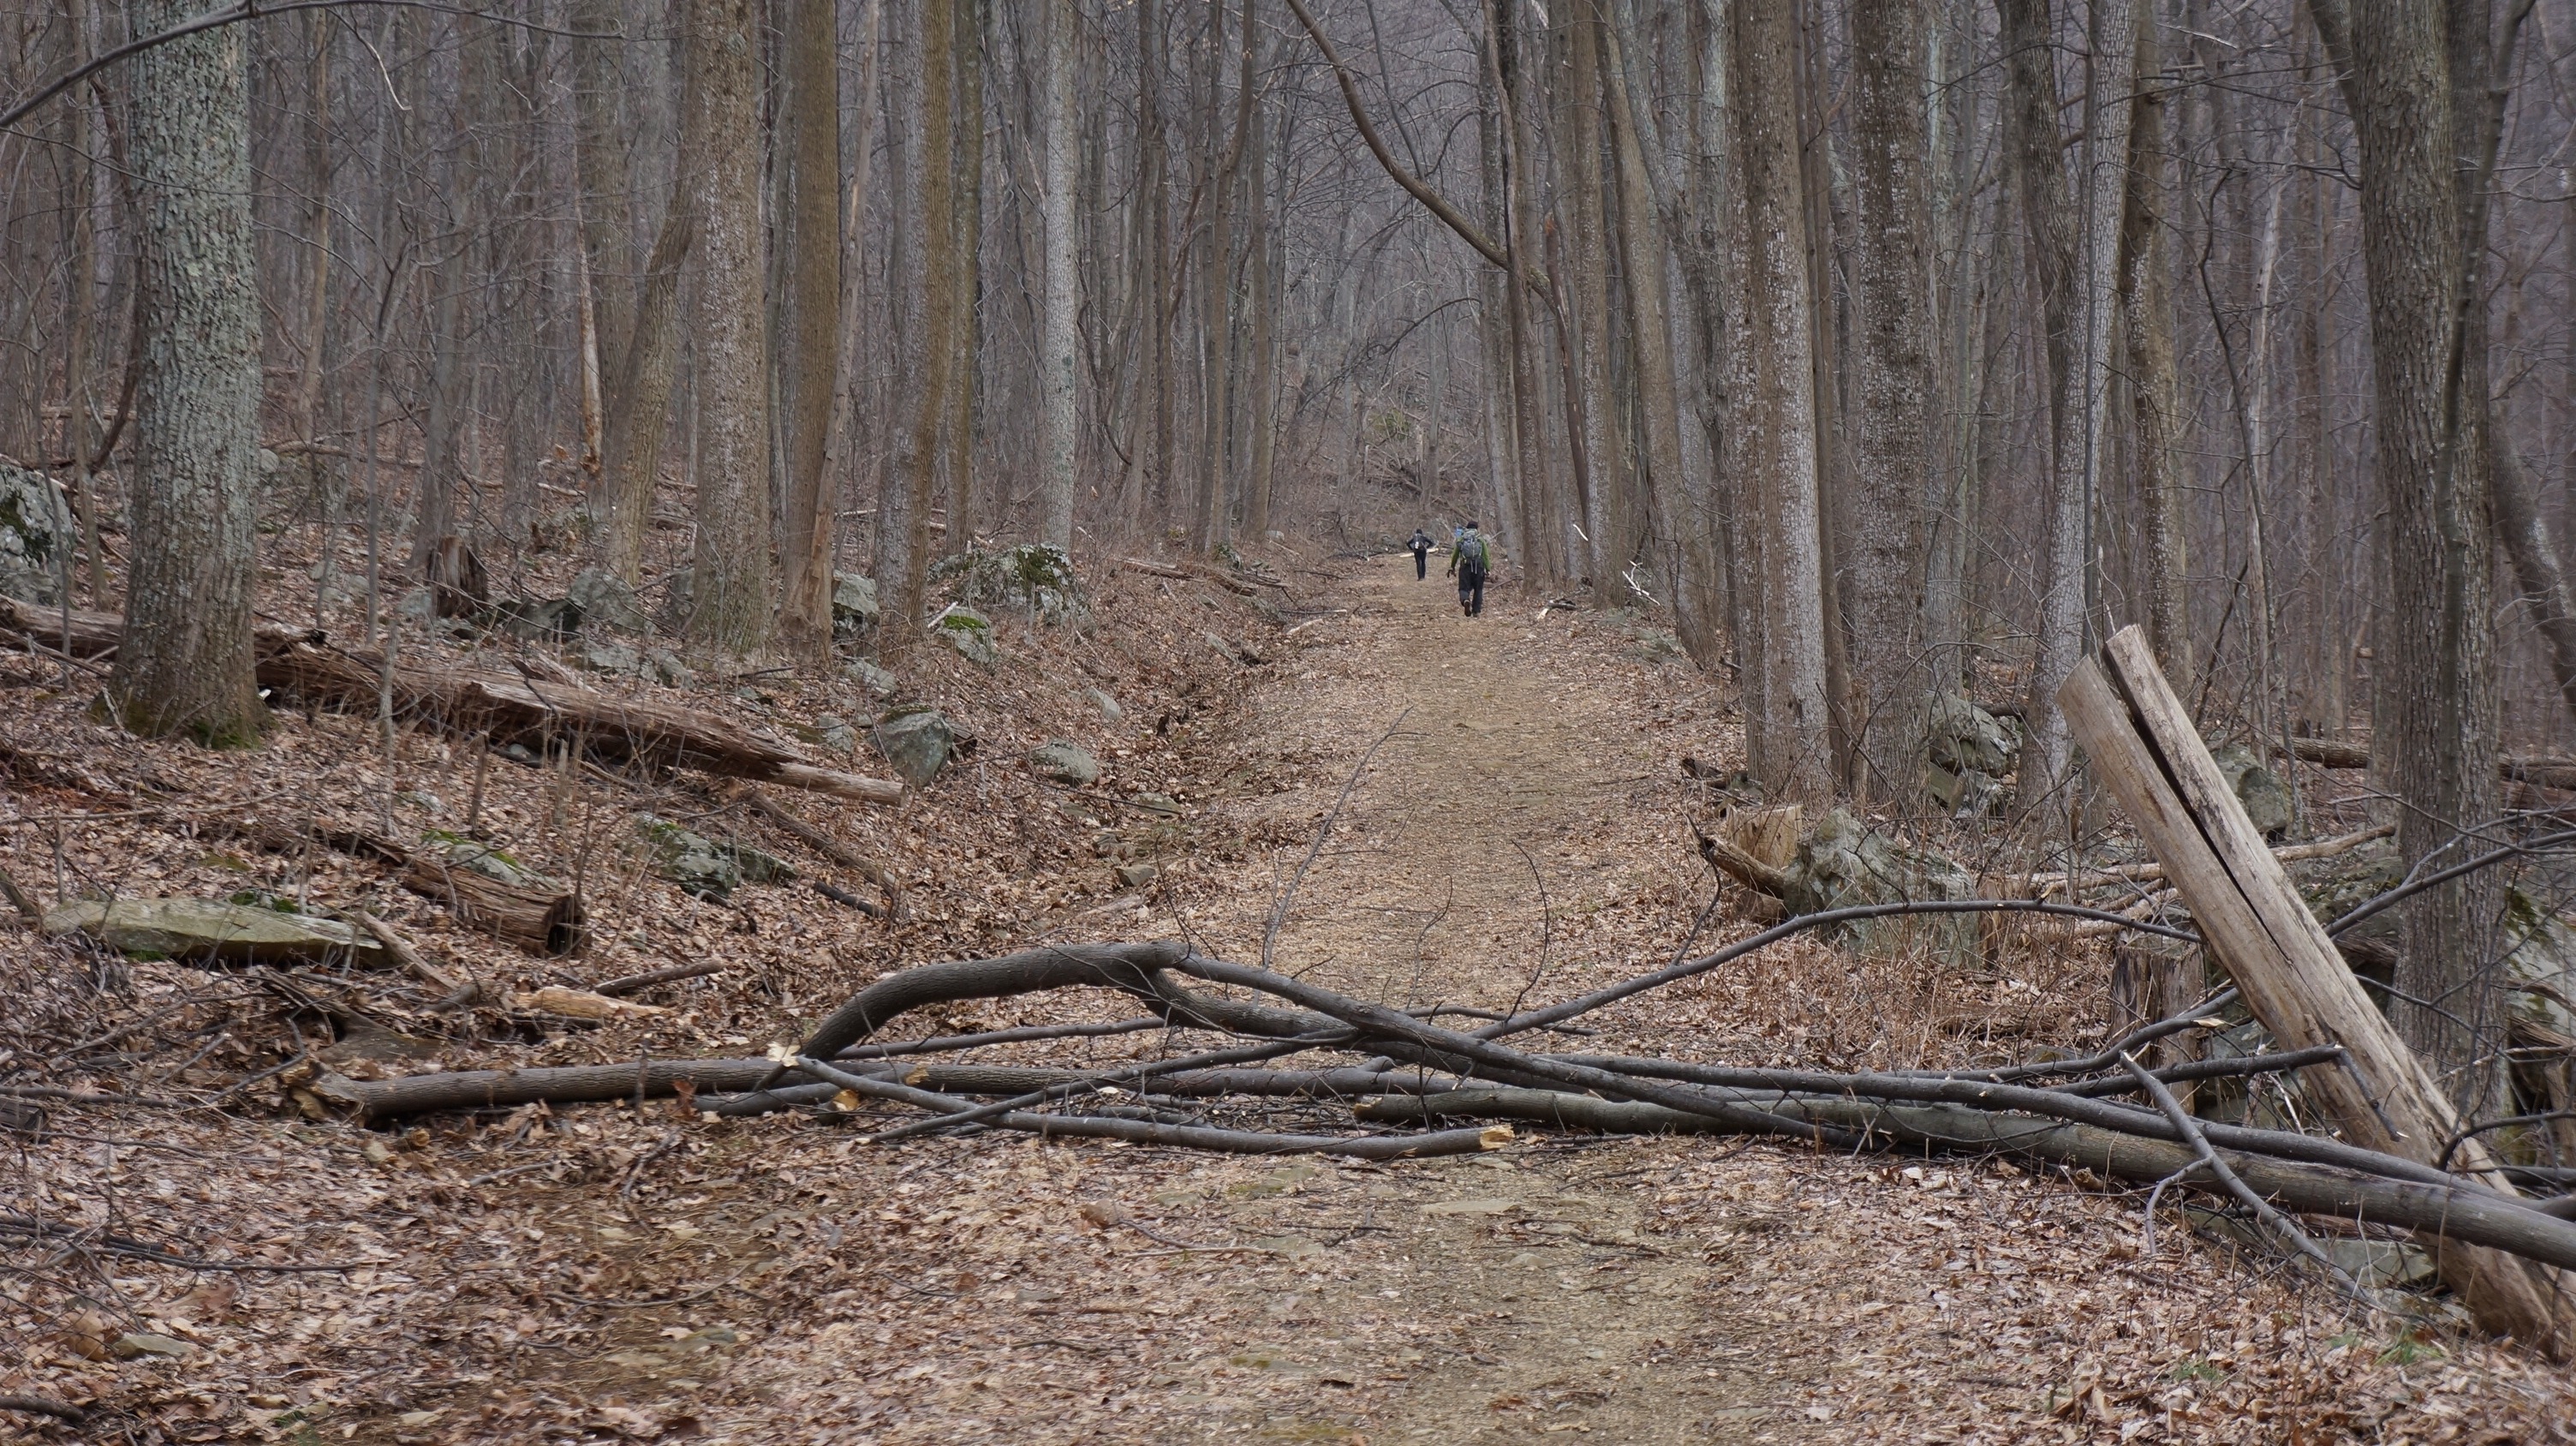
[1446,522,1491,617]
[1406,528,1434,579]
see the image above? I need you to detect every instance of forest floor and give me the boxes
[5,549,2575,1443]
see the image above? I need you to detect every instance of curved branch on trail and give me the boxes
[1355,1088,2576,1272]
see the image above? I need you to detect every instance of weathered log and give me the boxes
[2281,730,2576,791]
[226,817,584,956]
[2064,625,2573,1350]
[255,640,903,804]
[0,601,904,806]
[1356,1087,2576,1274]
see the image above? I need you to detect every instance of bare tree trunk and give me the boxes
[826,0,886,589]
[683,0,773,650]
[947,0,987,546]
[1602,15,1685,631]
[1488,0,1559,589]
[1727,0,1832,804]
[1843,0,1937,806]
[890,0,962,643]
[2026,0,2135,811]
[1998,0,2081,808]
[113,0,263,744]
[1242,72,1280,542]
[2317,0,2501,1085]
[2120,1,2189,676]
[592,12,703,587]
[1037,0,1081,546]
[776,0,843,658]
[571,0,635,407]
[2490,445,2576,728]
[1561,3,1621,592]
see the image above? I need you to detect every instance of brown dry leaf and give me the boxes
[60,1309,110,1361]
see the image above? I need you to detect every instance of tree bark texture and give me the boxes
[1998,0,2082,810]
[679,0,775,651]
[1037,0,1082,546]
[1726,0,1833,804]
[776,0,844,659]
[113,0,263,745]
[1843,0,1937,807]
[2118,3,2189,675]
[2338,0,2501,1089]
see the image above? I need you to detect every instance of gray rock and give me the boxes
[872,704,963,788]
[931,542,1089,627]
[645,647,694,687]
[1782,808,1978,962]
[40,897,383,966]
[568,567,652,634]
[814,714,859,756]
[113,1332,194,1359]
[578,642,646,677]
[395,586,438,621]
[1029,739,1100,786]
[832,572,881,641]
[491,595,584,642]
[1113,862,1160,889]
[2212,744,2294,840]
[636,815,797,903]
[1926,695,2018,777]
[931,605,999,666]
[847,659,901,697]
[1082,687,1124,721]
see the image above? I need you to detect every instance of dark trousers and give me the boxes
[1458,573,1484,616]
[1412,547,1428,579]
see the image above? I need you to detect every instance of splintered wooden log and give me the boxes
[2060,624,2573,1353]
[229,817,584,957]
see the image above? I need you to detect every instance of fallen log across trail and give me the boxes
[1352,1089,2576,1273]
[0,598,903,805]
[299,918,2576,1283]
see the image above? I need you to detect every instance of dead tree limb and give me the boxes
[593,960,724,996]
[2120,1052,2360,1292]
[1356,1088,2576,1273]
[733,786,903,916]
[225,816,585,956]
[784,1055,1500,1159]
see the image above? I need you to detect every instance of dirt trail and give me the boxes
[1177,557,1761,1442]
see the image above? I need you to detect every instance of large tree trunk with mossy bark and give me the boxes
[113,0,262,746]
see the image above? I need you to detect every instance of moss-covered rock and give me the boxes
[930,605,1000,666]
[932,543,1089,628]
[635,815,796,903]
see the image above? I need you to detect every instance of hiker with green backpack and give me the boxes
[1446,521,1491,617]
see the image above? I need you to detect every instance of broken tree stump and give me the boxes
[2061,623,2573,1353]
